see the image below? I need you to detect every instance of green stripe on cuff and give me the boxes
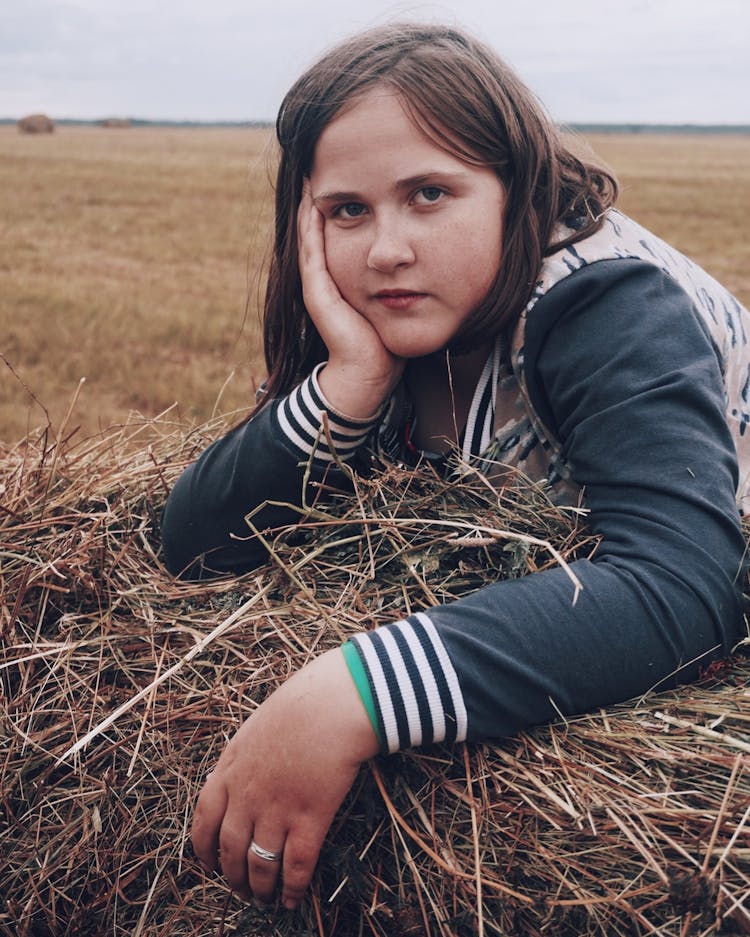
[341,641,381,743]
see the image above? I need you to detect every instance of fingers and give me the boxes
[190,770,227,873]
[297,180,329,294]
[297,179,316,260]
[191,769,323,908]
[224,814,327,909]
[247,822,286,903]
[280,819,328,910]
[298,178,350,321]
[217,806,254,897]
[191,769,258,899]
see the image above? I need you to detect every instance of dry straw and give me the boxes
[1,412,749,937]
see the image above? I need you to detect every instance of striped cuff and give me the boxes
[273,364,381,467]
[348,613,468,754]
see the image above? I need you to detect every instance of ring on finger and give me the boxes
[250,840,283,862]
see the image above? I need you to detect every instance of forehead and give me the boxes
[310,89,468,184]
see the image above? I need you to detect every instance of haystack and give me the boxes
[1,413,748,937]
[17,114,55,134]
[100,118,132,129]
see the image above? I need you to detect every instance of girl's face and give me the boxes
[309,89,505,359]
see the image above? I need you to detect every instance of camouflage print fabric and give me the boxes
[471,210,750,511]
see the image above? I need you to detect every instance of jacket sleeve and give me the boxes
[160,364,381,578]
[348,260,747,752]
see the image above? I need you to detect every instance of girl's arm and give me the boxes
[161,184,402,577]
[160,370,381,577]
[184,188,404,905]
[185,259,745,908]
[346,259,746,750]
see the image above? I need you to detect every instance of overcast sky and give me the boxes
[1,0,748,125]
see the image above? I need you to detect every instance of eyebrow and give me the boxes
[313,171,469,205]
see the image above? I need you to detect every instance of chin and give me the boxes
[388,345,444,360]
[380,335,451,359]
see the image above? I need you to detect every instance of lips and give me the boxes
[373,290,428,310]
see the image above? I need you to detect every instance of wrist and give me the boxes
[283,649,381,763]
[318,360,401,421]
[326,648,381,761]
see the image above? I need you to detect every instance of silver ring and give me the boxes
[249,840,283,862]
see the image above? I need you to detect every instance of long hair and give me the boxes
[260,22,618,404]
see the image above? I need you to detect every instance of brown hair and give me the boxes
[260,22,617,403]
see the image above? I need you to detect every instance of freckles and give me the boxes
[322,229,346,274]
[323,230,362,297]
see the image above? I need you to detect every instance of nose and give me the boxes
[367,217,415,272]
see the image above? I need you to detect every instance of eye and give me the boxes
[332,202,368,219]
[414,186,445,205]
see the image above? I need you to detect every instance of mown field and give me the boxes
[0,125,273,443]
[1,126,749,444]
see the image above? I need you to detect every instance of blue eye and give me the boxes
[334,202,367,219]
[415,186,444,205]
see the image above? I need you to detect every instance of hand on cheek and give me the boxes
[297,182,405,418]
[191,649,380,909]
[297,181,360,341]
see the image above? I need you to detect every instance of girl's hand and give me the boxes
[297,182,405,418]
[191,649,380,909]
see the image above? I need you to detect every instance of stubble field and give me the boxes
[1,125,749,445]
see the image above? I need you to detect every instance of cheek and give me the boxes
[471,211,503,273]
[441,218,502,293]
[323,228,362,298]
[474,228,503,291]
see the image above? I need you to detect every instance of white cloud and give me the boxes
[0,0,747,122]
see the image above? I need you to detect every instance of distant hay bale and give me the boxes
[17,113,55,134]
[1,414,749,936]
[100,118,132,129]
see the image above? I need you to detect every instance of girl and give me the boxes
[161,23,749,911]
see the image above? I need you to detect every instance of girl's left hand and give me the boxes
[191,648,380,909]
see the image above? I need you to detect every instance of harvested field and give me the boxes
[1,415,748,936]
[0,125,273,443]
[1,127,749,444]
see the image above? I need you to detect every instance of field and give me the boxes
[1,126,749,444]
[0,125,273,444]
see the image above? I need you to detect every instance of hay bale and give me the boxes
[17,113,55,134]
[1,415,748,937]
[100,118,132,129]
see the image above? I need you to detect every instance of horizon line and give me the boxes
[4,116,750,133]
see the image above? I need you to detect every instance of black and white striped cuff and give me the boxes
[273,364,380,467]
[349,613,468,753]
